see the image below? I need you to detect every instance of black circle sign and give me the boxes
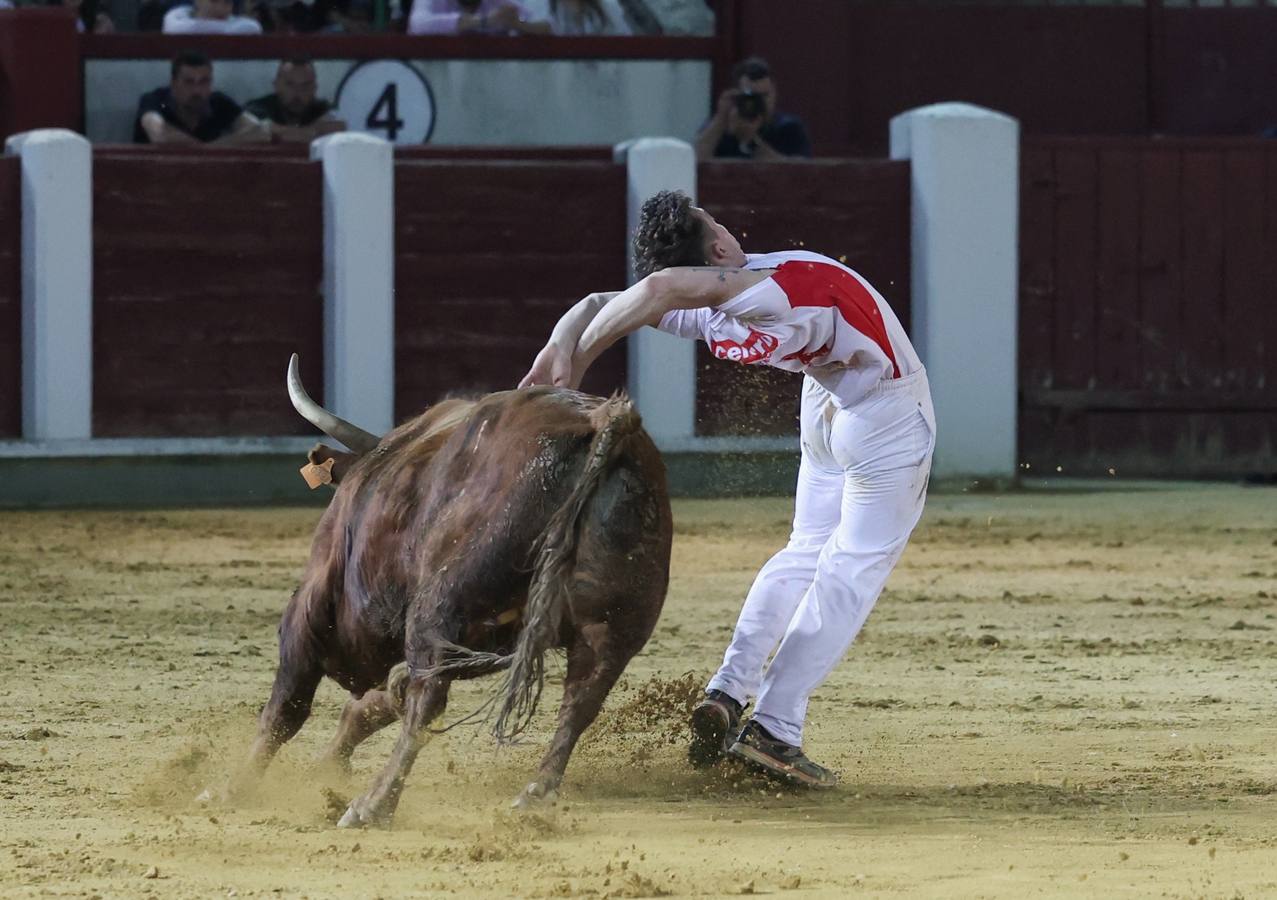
[335,60,436,145]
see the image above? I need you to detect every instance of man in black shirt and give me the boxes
[245,58,347,144]
[134,50,269,145]
[694,56,812,162]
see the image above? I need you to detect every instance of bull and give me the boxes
[232,355,672,826]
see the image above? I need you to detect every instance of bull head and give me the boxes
[286,354,381,455]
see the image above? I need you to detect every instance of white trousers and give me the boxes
[707,369,936,747]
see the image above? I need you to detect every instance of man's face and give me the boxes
[275,63,318,117]
[171,64,213,114]
[194,0,233,19]
[693,207,745,267]
[738,75,777,121]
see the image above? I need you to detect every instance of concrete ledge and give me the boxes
[0,454,328,509]
[0,436,318,458]
[0,448,804,508]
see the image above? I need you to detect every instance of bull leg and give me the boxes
[513,622,629,809]
[318,688,402,772]
[337,674,450,828]
[224,648,325,798]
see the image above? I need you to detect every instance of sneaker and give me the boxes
[688,689,743,768]
[728,720,839,789]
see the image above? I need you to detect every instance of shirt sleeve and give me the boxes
[210,94,245,136]
[715,275,786,323]
[226,15,263,34]
[162,8,261,33]
[161,6,194,32]
[136,89,164,117]
[243,97,273,122]
[134,90,163,144]
[656,308,705,341]
[407,0,461,33]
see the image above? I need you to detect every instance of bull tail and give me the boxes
[491,394,642,742]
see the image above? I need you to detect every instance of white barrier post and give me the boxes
[5,129,93,441]
[310,133,395,437]
[890,103,1019,480]
[613,138,697,448]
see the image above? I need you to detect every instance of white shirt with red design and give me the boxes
[656,250,921,409]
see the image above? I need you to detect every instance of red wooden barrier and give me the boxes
[393,160,627,419]
[92,153,323,436]
[0,10,82,139]
[728,2,1149,156]
[0,156,20,437]
[1019,136,1277,476]
[695,159,912,437]
[1160,8,1277,134]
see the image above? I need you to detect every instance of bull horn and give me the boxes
[286,354,381,455]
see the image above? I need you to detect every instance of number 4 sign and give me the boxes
[335,61,436,145]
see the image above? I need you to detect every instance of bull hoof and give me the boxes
[511,781,559,811]
[337,799,393,829]
[196,781,234,805]
[336,805,365,829]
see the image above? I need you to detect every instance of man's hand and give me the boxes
[519,342,574,389]
[490,3,522,29]
[728,107,763,145]
[714,88,738,122]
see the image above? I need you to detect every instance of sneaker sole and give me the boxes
[688,703,732,769]
[727,741,838,789]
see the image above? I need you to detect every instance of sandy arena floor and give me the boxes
[1,485,1275,898]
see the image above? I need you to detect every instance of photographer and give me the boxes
[694,56,812,162]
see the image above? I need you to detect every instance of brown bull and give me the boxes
[235,355,671,826]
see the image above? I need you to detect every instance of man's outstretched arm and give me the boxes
[568,267,770,387]
[519,291,620,388]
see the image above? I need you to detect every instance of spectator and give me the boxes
[134,51,269,145]
[245,58,347,143]
[613,0,712,36]
[60,0,116,32]
[694,56,812,162]
[163,0,263,33]
[328,0,377,32]
[407,0,550,35]
[266,0,343,32]
[527,0,629,35]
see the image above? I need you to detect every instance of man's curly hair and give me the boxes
[633,190,709,278]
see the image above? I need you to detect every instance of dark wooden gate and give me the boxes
[1019,136,1277,477]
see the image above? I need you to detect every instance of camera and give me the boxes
[733,90,766,122]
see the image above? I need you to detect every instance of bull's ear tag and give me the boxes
[300,457,336,490]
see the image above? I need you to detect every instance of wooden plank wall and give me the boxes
[92,154,324,436]
[1019,137,1277,476]
[696,159,911,437]
[0,157,20,437]
[728,2,1149,155]
[393,161,627,419]
[1160,8,1277,135]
